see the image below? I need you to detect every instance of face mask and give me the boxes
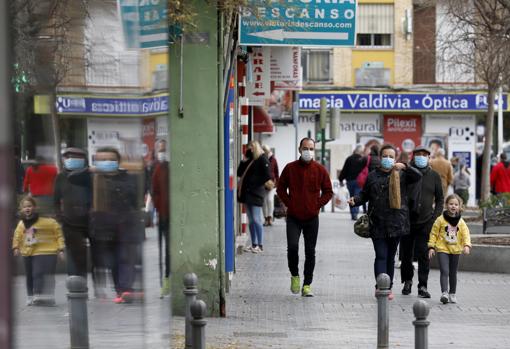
[380,157,395,170]
[95,160,119,172]
[157,152,167,162]
[414,155,428,168]
[301,150,314,162]
[64,158,86,171]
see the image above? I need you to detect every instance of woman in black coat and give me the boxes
[237,140,271,253]
[348,144,422,299]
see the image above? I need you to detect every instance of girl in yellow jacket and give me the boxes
[12,196,65,306]
[428,194,471,304]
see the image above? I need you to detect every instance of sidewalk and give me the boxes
[172,212,510,349]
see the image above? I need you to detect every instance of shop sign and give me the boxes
[270,47,302,90]
[246,47,271,106]
[299,92,509,112]
[55,94,168,116]
[383,115,422,153]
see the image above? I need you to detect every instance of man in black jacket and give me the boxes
[54,147,91,277]
[339,144,367,220]
[400,145,443,298]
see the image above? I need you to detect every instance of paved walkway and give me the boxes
[13,213,510,348]
[173,212,510,349]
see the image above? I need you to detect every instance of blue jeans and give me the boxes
[372,237,400,289]
[246,205,264,246]
[346,179,361,219]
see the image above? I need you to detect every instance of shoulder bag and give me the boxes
[237,160,254,200]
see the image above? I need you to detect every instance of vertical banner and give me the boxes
[383,115,422,153]
[142,118,156,162]
[246,47,271,106]
[271,47,302,90]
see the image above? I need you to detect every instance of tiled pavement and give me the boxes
[13,213,510,348]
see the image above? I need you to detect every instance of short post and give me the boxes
[375,273,391,349]
[413,300,430,349]
[183,273,198,348]
[66,276,89,349]
[190,299,207,349]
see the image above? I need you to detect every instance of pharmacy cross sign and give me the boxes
[240,0,357,47]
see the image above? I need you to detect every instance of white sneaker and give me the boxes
[412,261,418,270]
[449,293,457,303]
[440,292,449,304]
[252,246,261,253]
[26,296,33,306]
[243,246,254,253]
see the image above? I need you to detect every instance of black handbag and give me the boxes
[353,214,371,238]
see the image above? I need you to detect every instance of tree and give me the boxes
[437,0,510,202]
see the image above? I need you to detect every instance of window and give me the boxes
[301,49,333,83]
[356,4,394,48]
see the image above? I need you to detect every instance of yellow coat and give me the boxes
[12,217,65,256]
[428,215,471,255]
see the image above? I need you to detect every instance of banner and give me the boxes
[383,115,422,153]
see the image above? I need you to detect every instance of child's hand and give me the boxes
[13,249,19,257]
[428,248,435,259]
[463,246,471,255]
[58,251,65,261]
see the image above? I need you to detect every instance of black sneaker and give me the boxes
[402,281,412,295]
[418,286,431,298]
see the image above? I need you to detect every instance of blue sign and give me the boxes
[56,94,168,116]
[299,92,509,112]
[240,1,357,46]
[452,151,472,168]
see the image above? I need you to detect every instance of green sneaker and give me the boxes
[160,277,170,298]
[290,276,300,294]
[302,285,314,297]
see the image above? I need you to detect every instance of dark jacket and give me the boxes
[339,153,367,181]
[152,161,169,220]
[53,168,92,229]
[268,155,280,185]
[237,155,271,207]
[368,151,380,172]
[408,164,444,226]
[353,166,422,239]
[277,159,333,220]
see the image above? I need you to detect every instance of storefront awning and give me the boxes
[253,106,274,133]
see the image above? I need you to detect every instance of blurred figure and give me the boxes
[368,144,381,172]
[490,153,510,195]
[453,162,471,205]
[12,196,65,306]
[89,147,144,303]
[53,148,91,277]
[262,144,279,226]
[152,139,170,297]
[450,156,460,174]
[339,144,367,220]
[430,148,454,197]
[23,156,58,216]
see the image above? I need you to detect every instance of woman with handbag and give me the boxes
[348,144,422,300]
[262,144,279,226]
[237,140,271,253]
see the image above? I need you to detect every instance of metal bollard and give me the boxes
[375,273,391,349]
[183,273,198,348]
[66,276,89,349]
[190,299,207,349]
[413,300,430,349]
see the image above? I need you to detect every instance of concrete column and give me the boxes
[168,1,224,316]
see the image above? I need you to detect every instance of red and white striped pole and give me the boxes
[239,74,249,235]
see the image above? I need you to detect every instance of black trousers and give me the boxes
[158,218,170,280]
[400,221,433,288]
[23,255,57,296]
[62,224,88,277]
[286,215,319,286]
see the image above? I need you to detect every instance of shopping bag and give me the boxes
[334,185,350,210]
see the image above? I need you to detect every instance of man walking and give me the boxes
[401,146,443,298]
[338,144,367,220]
[277,138,333,297]
[430,148,454,197]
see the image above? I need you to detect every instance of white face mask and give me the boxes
[157,152,167,162]
[301,149,314,162]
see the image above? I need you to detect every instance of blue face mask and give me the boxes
[95,160,119,172]
[414,155,429,168]
[64,158,86,171]
[380,157,395,170]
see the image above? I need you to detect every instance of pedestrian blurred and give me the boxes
[152,140,170,298]
[450,156,460,174]
[23,156,58,215]
[453,162,470,205]
[490,153,510,195]
[262,144,279,226]
[237,140,271,253]
[89,147,144,303]
[277,138,333,297]
[400,146,443,299]
[368,144,381,172]
[12,196,65,306]
[53,147,91,277]
[430,148,454,197]
[339,144,367,220]
[428,194,471,304]
[348,144,422,300]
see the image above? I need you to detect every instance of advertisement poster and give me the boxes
[246,47,271,106]
[383,115,422,153]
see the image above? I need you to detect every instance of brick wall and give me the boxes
[413,5,436,84]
